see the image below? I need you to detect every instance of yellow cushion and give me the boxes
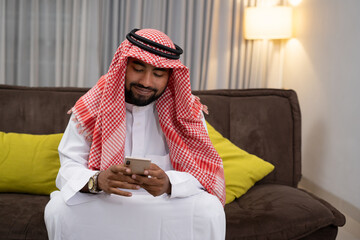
[0,132,63,195]
[207,122,275,204]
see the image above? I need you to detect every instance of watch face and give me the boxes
[88,178,94,190]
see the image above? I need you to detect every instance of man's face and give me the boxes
[125,57,171,106]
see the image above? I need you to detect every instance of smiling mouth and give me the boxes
[134,86,153,94]
[131,84,156,96]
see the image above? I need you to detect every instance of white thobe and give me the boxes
[45,102,225,240]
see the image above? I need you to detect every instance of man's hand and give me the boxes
[97,164,140,197]
[131,163,171,197]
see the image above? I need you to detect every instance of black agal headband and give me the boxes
[126,29,183,60]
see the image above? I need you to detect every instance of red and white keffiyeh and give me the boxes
[71,29,225,205]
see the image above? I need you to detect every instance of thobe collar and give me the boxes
[125,101,156,114]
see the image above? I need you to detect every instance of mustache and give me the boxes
[130,83,157,92]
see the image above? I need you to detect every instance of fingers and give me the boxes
[131,169,171,197]
[97,165,140,196]
[143,163,166,179]
[109,164,132,175]
[106,179,140,190]
[144,169,165,179]
[132,174,160,186]
[110,188,133,197]
[106,181,140,197]
[132,163,166,186]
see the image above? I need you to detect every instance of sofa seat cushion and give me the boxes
[0,193,49,239]
[225,184,345,240]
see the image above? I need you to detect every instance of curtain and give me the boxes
[0,0,285,89]
[0,0,101,87]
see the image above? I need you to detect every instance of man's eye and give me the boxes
[133,67,143,72]
[154,72,163,77]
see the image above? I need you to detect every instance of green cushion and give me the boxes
[207,122,275,204]
[0,132,63,195]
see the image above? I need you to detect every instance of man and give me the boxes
[45,28,226,240]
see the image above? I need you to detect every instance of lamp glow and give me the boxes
[289,0,302,6]
[244,6,293,39]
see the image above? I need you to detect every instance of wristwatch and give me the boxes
[88,171,102,193]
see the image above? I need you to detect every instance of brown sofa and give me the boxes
[0,84,345,240]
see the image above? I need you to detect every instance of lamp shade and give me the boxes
[244,6,292,39]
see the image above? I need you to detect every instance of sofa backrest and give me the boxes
[0,85,301,187]
[0,85,88,134]
[193,89,302,187]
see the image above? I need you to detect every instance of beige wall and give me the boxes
[283,0,360,226]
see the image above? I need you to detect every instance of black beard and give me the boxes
[125,83,163,106]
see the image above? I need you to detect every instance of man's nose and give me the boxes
[138,71,152,87]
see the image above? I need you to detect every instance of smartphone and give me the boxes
[125,156,151,175]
